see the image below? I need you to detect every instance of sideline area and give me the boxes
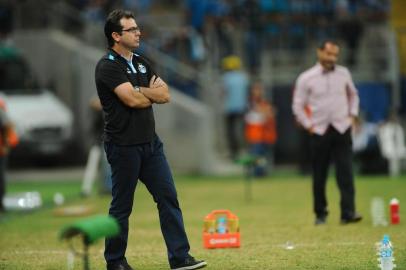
[0,175,405,269]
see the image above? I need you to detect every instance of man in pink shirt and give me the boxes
[292,40,362,225]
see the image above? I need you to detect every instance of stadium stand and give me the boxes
[5,0,404,174]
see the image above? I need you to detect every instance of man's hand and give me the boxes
[351,115,358,124]
[149,75,165,88]
[141,76,170,104]
[351,115,359,130]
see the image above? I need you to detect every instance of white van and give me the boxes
[0,46,73,159]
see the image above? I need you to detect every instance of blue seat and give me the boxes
[356,82,390,123]
[260,0,289,12]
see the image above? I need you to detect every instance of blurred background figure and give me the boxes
[351,113,385,175]
[0,0,14,42]
[378,111,406,177]
[238,0,265,75]
[183,0,209,34]
[0,98,18,213]
[351,112,378,169]
[81,96,111,197]
[352,113,378,154]
[335,0,364,67]
[122,0,153,14]
[89,96,112,194]
[221,55,249,160]
[245,81,277,177]
[292,40,362,225]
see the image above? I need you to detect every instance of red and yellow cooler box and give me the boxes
[203,209,240,249]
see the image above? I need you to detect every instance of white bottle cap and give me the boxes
[390,198,399,205]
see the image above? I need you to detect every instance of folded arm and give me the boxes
[140,76,170,104]
[114,82,152,108]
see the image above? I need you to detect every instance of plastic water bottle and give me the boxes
[217,217,227,234]
[204,219,216,234]
[371,197,388,226]
[378,235,396,270]
[228,218,239,233]
[53,192,65,206]
[3,191,42,211]
[390,198,400,225]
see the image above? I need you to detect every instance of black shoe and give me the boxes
[107,261,134,270]
[315,216,326,225]
[171,256,207,270]
[341,213,363,224]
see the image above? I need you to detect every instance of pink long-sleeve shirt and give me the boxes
[292,63,359,135]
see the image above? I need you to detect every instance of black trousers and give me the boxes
[225,112,245,159]
[311,127,356,219]
[104,135,190,267]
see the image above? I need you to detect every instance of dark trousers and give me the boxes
[104,135,190,266]
[298,129,312,175]
[311,127,356,219]
[225,112,245,159]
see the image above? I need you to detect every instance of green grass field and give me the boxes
[0,174,405,269]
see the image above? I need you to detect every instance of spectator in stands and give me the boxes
[207,0,234,58]
[292,40,362,225]
[159,26,202,98]
[221,55,250,160]
[335,0,364,66]
[378,111,406,177]
[83,0,107,23]
[238,0,265,74]
[0,1,14,40]
[352,112,378,153]
[183,0,209,34]
[122,0,153,14]
[245,81,277,176]
[351,112,386,174]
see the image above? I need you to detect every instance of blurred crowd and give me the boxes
[1,0,388,67]
[180,0,389,72]
[0,0,392,97]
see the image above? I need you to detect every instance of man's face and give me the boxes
[117,17,141,49]
[317,43,340,70]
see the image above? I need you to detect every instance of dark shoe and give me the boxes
[107,261,134,270]
[315,216,326,225]
[171,256,207,270]
[341,213,363,224]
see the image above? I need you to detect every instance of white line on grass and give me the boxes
[1,241,369,256]
[1,250,66,255]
